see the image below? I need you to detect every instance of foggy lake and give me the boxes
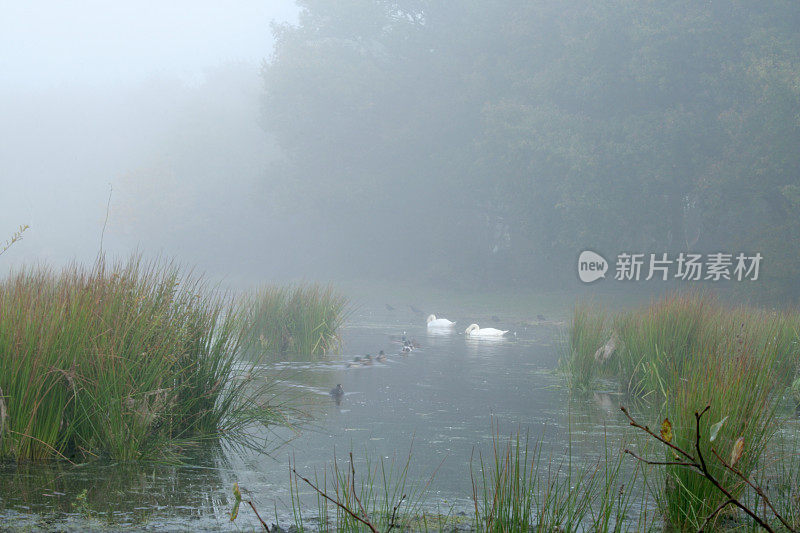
[0,299,642,531]
[3,1,800,531]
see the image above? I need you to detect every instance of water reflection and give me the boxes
[0,313,638,530]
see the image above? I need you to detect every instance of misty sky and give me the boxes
[1,1,299,276]
[1,1,298,88]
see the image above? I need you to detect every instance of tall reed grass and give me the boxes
[276,427,652,532]
[242,283,350,357]
[0,255,276,461]
[563,291,800,530]
[288,447,436,532]
[472,426,650,532]
[564,291,800,398]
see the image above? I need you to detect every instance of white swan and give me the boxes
[465,323,508,337]
[427,314,456,328]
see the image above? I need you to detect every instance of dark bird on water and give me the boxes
[385,304,395,311]
[330,384,344,404]
[409,305,425,316]
[537,314,547,321]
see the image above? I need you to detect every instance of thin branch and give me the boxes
[349,451,370,524]
[711,447,795,532]
[621,404,776,533]
[386,494,406,532]
[620,405,696,462]
[622,448,696,468]
[246,500,269,531]
[699,498,736,532]
[291,465,379,533]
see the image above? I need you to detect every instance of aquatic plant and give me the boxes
[0,255,277,461]
[622,404,792,532]
[285,448,436,532]
[561,301,608,392]
[472,425,649,532]
[564,291,800,530]
[242,283,350,357]
[657,330,782,529]
[564,291,800,399]
[0,224,29,258]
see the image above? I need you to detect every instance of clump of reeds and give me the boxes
[242,283,350,357]
[561,301,608,392]
[0,255,276,461]
[564,291,800,398]
[286,448,434,532]
[471,425,649,532]
[564,291,800,530]
[660,330,781,529]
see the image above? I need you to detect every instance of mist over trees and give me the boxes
[262,1,800,302]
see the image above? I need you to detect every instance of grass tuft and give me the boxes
[0,255,277,461]
[242,283,350,357]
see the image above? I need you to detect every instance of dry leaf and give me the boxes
[730,436,745,466]
[660,417,673,443]
[709,416,728,442]
[231,482,242,521]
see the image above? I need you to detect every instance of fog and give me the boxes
[1,1,297,282]
[2,1,799,302]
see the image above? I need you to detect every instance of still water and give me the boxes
[0,307,634,531]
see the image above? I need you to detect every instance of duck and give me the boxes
[465,323,509,337]
[330,384,344,399]
[347,356,362,368]
[427,314,456,328]
[362,354,373,365]
[401,342,412,354]
[376,350,387,362]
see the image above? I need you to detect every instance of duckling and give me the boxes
[376,350,387,362]
[330,384,344,399]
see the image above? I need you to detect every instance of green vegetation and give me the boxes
[233,428,651,532]
[0,255,277,461]
[287,448,430,532]
[563,291,800,530]
[243,283,350,357]
[471,427,645,532]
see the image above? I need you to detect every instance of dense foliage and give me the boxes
[0,256,274,461]
[263,1,800,301]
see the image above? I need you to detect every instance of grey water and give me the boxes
[0,306,634,532]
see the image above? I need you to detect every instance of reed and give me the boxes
[0,255,275,461]
[561,301,608,392]
[472,426,650,532]
[565,291,800,399]
[660,330,781,529]
[288,447,436,532]
[242,283,350,357]
[564,291,800,530]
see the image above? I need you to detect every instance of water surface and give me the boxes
[0,307,633,531]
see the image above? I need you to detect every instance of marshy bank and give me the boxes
[563,291,800,531]
[4,281,800,532]
[0,256,350,462]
